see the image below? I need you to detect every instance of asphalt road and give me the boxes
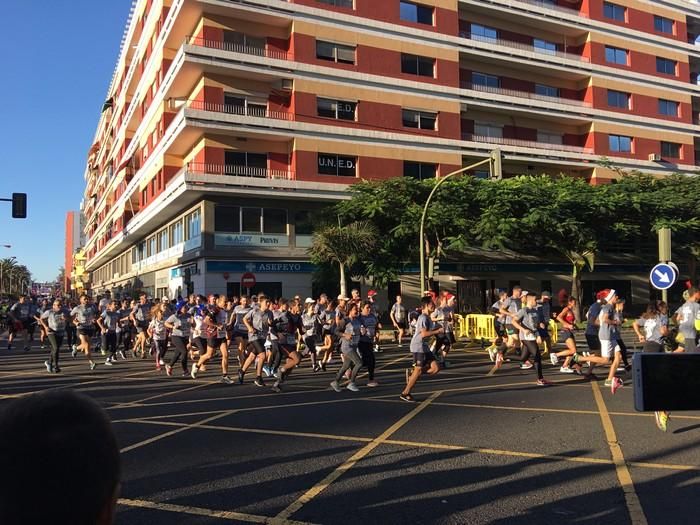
[1,334,699,525]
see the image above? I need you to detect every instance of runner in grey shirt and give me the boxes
[165,302,193,376]
[401,296,443,402]
[330,303,363,393]
[633,303,669,353]
[39,299,71,373]
[390,295,408,345]
[675,289,700,352]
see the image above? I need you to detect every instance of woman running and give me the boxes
[551,297,583,374]
[510,292,549,386]
[70,294,98,370]
[330,303,363,393]
[273,299,303,392]
[302,298,321,372]
[148,305,168,371]
[165,301,193,377]
[359,301,380,387]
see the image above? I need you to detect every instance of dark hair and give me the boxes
[421,296,433,308]
[0,390,120,525]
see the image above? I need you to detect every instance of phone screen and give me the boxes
[634,353,700,412]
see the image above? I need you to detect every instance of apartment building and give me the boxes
[81,0,700,304]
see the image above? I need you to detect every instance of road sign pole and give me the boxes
[658,228,672,303]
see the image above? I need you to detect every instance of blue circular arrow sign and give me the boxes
[649,263,677,290]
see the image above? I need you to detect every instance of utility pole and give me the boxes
[658,228,672,303]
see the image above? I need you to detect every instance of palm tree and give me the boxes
[309,221,377,297]
[0,259,31,296]
[0,258,18,294]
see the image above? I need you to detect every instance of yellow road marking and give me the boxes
[273,391,442,521]
[118,498,317,524]
[119,409,238,454]
[591,381,648,525]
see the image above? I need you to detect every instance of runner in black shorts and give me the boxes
[240,295,273,387]
[70,294,98,370]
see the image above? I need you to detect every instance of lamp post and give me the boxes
[419,151,502,294]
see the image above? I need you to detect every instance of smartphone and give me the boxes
[633,352,700,412]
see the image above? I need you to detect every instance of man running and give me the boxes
[390,294,408,346]
[675,287,700,352]
[239,295,273,386]
[97,300,121,366]
[38,298,71,373]
[71,294,98,370]
[7,295,31,352]
[130,293,151,358]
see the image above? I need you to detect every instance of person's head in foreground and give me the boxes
[0,389,120,525]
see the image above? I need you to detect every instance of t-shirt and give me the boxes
[675,301,700,339]
[10,302,31,321]
[100,310,121,332]
[232,305,251,332]
[98,297,110,313]
[132,303,150,323]
[410,313,432,354]
[40,308,70,334]
[118,308,132,328]
[340,318,361,354]
[359,313,379,342]
[245,308,273,342]
[598,304,614,341]
[301,312,318,338]
[502,297,521,325]
[637,315,667,344]
[585,302,602,336]
[491,300,506,324]
[390,302,407,322]
[515,307,540,341]
[149,318,167,341]
[166,312,192,338]
[71,304,96,328]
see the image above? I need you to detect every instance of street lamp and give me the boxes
[419,150,502,293]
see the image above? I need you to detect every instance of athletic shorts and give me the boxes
[505,324,518,337]
[585,334,601,351]
[280,344,297,357]
[600,339,620,359]
[10,320,26,333]
[135,320,149,334]
[642,341,663,353]
[78,327,95,338]
[395,320,407,330]
[561,329,575,341]
[206,337,224,349]
[247,339,266,356]
[412,351,436,368]
[233,330,248,340]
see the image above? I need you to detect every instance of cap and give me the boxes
[367,289,377,297]
[521,291,530,297]
[175,300,188,312]
[541,291,551,298]
[604,289,617,303]
[596,290,608,301]
[304,297,315,304]
[337,294,349,301]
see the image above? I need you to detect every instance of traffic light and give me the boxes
[490,149,502,180]
[11,193,27,218]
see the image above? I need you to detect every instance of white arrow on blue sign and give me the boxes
[649,262,678,290]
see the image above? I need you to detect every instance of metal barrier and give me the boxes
[455,313,559,346]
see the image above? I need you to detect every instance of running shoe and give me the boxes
[559,366,574,374]
[399,393,415,402]
[520,361,533,370]
[118,351,126,360]
[536,379,551,387]
[100,349,106,356]
[23,346,30,352]
[550,353,559,366]
[54,367,61,373]
[655,411,669,432]
[610,377,624,394]
[487,347,496,362]
[367,381,379,387]
[616,366,626,373]
[190,364,199,379]
[221,375,234,385]
[44,360,52,373]
[165,364,173,376]
[158,359,165,366]
[330,380,341,392]
[237,370,245,384]
[346,382,359,392]
[313,363,321,372]
[321,362,327,372]
[41,345,46,350]
[104,359,113,366]
[89,362,97,370]
[272,381,282,393]
[254,377,265,387]
[262,365,272,377]
[181,371,189,377]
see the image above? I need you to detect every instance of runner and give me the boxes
[487,290,509,362]
[97,300,121,366]
[7,295,31,352]
[272,298,303,392]
[537,291,553,356]
[117,298,133,360]
[613,298,631,371]
[130,293,151,358]
[359,301,380,387]
[674,287,700,353]
[70,294,98,370]
[165,300,193,377]
[432,294,455,368]
[239,294,273,386]
[551,297,583,374]
[231,296,252,366]
[498,286,523,361]
[330,302,363,393]
[38,298,71,373]
[301,298,321,372]
[510,292,549,386]
[148,305,168,371]
[34,298,50,349]
[192,295,233,383]
[400,296,443,402]
[390,294,408,346]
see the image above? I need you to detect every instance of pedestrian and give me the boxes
[330,303,363,393]
[38,299,71,373]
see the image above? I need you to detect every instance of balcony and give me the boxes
[186,162,295,180]
[459,33,589,63]
[460,81,591,108]
[462,133,593,154]
[187,100,294,122]
[511,0,588,18]
[186,36,292,61]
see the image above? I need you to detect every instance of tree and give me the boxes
[309,221,378,297]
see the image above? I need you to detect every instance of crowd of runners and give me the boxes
[2,284,699,431]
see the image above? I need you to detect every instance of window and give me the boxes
[603,2,626,22]
[402,109,437,130]
[656,57,676,75]
[185,209,201,240]
[403,161,437,181]
[317,98,356,120]
[224,94,267,117]
[317,0,353,7]
[474,122,503,138]
[316,40,356,64]
[654,16,674,34]
[537,131,563,145]
[318,153,357,176]
[401,53,435,77]
[170,220,183,245]
[607,90,630,109]
[214,205,241,233]
[533,38,557,55]
[470,23,497,41]
[609,135,632,153]
[224,151,268,176]
[223,30,265,54]
[605,46,628,65]
[658,99,679,117]
[295,211,313,235]
[400,1,433,25]
[661,141,681,158]
[263,209,288,234]
[472,72,500,88]
[473,170,490,179]
[242,208,262,233]
[157,229,168,253]
[147,236,156,257]
[535,84,559,97]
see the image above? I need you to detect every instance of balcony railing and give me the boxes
[187,100,294,121]
[186,36,292,61]
[460,82,591,108]
[462,133,593,154]
[512,0,588,18]
[186,162,295,180]
[460,32,590,63]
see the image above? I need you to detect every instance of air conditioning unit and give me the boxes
[648,153,661,161]
[280,78,293,91]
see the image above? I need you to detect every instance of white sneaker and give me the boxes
[104,359,113,366]
[330,380,341,392]
[550,353,559,366]
[346,382,359,392]
[159,359,165,366]
[190,364,199,379]
[487,347,496,362]
[560,366,574,374]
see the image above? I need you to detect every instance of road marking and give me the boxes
[111,380,216,408]
[118,498,317,524]
[273,391,442,521]
[591,381,648,525]
[369,398,601,416]
[119,409,238,454]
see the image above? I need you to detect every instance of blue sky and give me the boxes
[0,0,131,281]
